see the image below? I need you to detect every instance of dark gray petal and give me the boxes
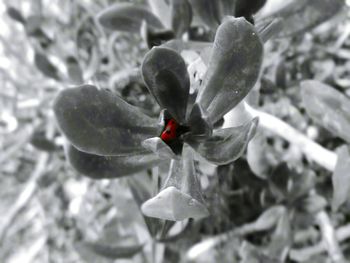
[196,17,263,124]
[66,144,163,179]
[188,118,258,165]
[54,85,159,156]
[97,3,164,32]
[142,47,190,123]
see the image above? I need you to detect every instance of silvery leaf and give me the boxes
[54,85,159,156]
[142,47,190,123]
[196,17,263,124]
[97,3,164,32]
[67,144,162,179]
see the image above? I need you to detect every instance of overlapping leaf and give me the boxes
[188,118,258,165]
[54,85,159,156]
[301,80,350,143]
[332,146,350,211]
[142,47,190,123]
[98,3,164,32]
[196,17,263,124]
[67,144,162,179]
[257,0,344,37]
[171,0,192,37]
[75,241,143,261]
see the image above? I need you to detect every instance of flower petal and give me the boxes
[66,144,163,179]
[54,85,159,156]
[188,118,258,165]
[142,47,190,124]
[97,3,164,32]
[196,17,263,124]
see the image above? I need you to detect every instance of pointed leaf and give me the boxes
[141,186,209,221]
[332,146,350,211]
[148,0,172,28]
[75,241,143,260]
[188,0,221,29]
[258,0,344,37]
[128,176,163,237]
[298,193,327,214]
[34,52,60,80]
[188,118,258,165]
[67,144,162,179]
[171,0,192,37]
[7,7,26,24]
[142,147,209,221]
[235,0,267,22]
[54,85,159,156]
[251,205,286,232]
[301,80,350,143]
[142,47,190,123]
[97,3,164,32]
[141,22,175,49]
[66,56,83,84]
[187,103,212,137]
[196,17,263,124]
[142,137,178,160]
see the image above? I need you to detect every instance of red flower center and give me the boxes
[160,118,178,143]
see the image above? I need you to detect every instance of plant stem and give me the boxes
[314,211,345,262]
[244,103,338,172]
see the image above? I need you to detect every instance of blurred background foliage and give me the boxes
[1,0,350,262]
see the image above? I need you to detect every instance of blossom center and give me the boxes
[160,118,178,143]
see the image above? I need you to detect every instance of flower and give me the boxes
[53,17,263,221]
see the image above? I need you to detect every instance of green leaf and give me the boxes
[247,205,286,232]
[142,47,190,123]
[97,3,164,32]
[30,130,58,152]
[142,137,178,160]
[171,0,192,37]
[187,103,212,137]
[54,85,159,156]
[142,146,209,221]
[7,6,26,24]
[196,17,263,124]
[75,241,143,260]
[141,22,175,49]
[332,146,350,211]
[269,163,315,203]
[188,0,221,29]
[301,80,350,143]
[66,144,162,179]
[128,176,163,237]
[268,209,292,261]
[258,0,344,37]
[235,0,267,23]
[66,56,83,84]
[34,51,60,80]
[188,118,258,165]
[298,193,327,214]
[247,131,275,179]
